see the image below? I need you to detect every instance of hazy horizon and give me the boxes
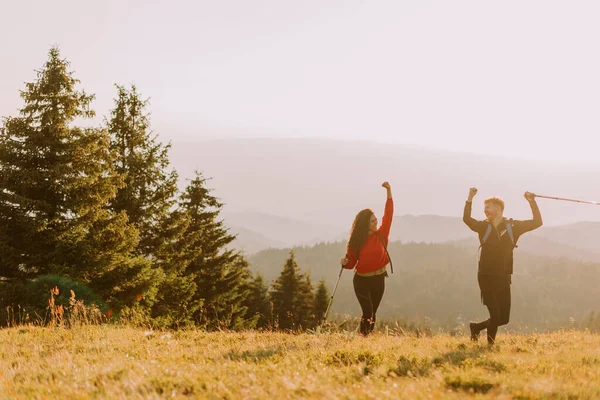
[166,138,600,228]
[3,1,600,234]
[2,1,600,165]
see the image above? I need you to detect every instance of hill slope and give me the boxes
[247,241,600,328]
[224,211,342,248]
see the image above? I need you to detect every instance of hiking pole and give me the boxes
[323,265,344,323]
[534,194,600,206]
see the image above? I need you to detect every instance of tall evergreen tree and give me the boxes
[106,85,197,324]
[0,47,159,312]
[150,208,202,328]
[242,273,272,329]
[270,251,314,331]
[312,279,330,326]
[181,171,251,330]
[106,85,179,257]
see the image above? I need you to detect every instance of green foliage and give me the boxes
[181,172,252,330]
[0,48,262,328]
[0,47,159,314]
[312,279,329,325]
[0,275,107,326]
[248,241,600,330]
[28,275,107,323]
[107,84,179,258]
[243,273,272,329]
[270,251,315,330]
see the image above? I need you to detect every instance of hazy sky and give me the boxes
[1,0,599,164]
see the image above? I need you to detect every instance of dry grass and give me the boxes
[1,326,600,399]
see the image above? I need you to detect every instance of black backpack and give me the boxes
[480,220,517,248]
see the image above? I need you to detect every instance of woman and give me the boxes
[341,182,394,336]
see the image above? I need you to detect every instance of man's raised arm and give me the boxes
[513,191,543,236]
[463,187,485,233]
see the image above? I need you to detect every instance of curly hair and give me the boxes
[346,208,374,256]
[485,197,505,211]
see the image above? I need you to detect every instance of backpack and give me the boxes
[481,220,517,248]
[375,232,394,274]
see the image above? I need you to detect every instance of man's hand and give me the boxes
[524,191,536,202]
[340,256,349,266]
[467,187,478,202]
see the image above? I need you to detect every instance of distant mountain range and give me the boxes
[165,137,600,258]
[227,226,286,255]
[224,211,342,248]
[169,138,600,229]
[225,211,600,262]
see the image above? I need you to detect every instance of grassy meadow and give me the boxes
[1,325,600,399]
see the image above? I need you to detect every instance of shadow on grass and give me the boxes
[432,343,491,366]
[444,375,495,394]
[224,347,282,363]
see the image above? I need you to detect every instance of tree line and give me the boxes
[0,47,328,330]
[248,240,600,331]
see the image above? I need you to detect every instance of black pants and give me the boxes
[473,274,511,343]
[353,273,386,336]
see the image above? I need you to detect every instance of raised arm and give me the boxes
[463,187,487,233]
[512,191,543,237]
[378,182,394,239]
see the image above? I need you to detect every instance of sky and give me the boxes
[1,0,599,164]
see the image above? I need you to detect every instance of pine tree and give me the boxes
[181,171,251,330]
[106,85,198,324]
[243,273,272,329]
[300,275,315,328]
[270,251,315,331]
[0,47,160,312]
[149,209,202,328]
[107,85,179,257]
[312,279,330,326]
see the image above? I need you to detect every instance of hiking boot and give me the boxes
[469,322,480,342]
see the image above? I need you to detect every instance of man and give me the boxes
[463,188,543,344]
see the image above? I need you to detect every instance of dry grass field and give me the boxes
[1,326,600,399]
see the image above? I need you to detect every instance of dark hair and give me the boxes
[346,209,374,255]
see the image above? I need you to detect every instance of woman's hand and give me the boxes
[382,182,392,198]
[340,256,349,266]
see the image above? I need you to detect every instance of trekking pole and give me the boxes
[322,265,344,324]
[534,194,600,206]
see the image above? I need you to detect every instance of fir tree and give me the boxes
[106,85,179,257]
[242,273,272,329]
[270,251,314,331]
[106,84,201,324]
[312,279,330,326]
[180,171,251,330]
[0,47,159,312]
[149,208,202,328]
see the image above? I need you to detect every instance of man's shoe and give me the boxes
[469,322,480,342]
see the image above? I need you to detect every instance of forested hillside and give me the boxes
[248,241,600,330]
